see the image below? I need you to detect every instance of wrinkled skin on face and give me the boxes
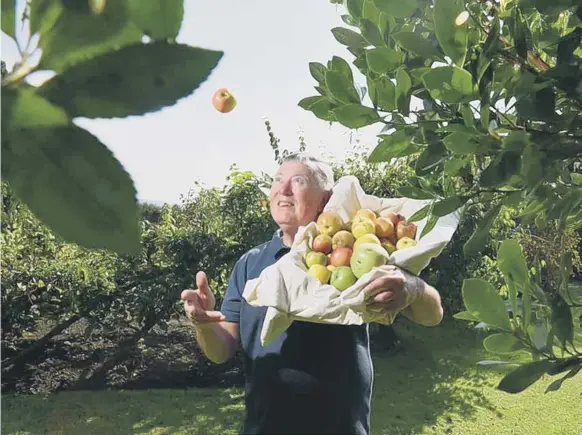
[269,161,331,246]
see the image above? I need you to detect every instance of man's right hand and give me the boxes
[181,271,226,327]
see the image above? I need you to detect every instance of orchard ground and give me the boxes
[2,293,581,435]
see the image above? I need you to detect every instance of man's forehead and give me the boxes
[275,161,312,177]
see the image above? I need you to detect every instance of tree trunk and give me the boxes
[3,315,81,370]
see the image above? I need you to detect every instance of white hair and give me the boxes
[281,152,335,191]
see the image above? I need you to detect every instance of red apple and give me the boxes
[329,247,353,267]
[212,88,237,113]
[312,234,333,254]
[396,220,417,240]
[380,211,401,226]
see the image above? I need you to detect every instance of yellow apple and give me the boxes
[317,211,344,237]
[396,237,417,250]
[352,218,376,239]
[212,88,237,113]
[374,217,395,239]
[332,230,355,250]
[380,238,397,255]
[356,208,377,221]
[305,251,328,268]
[353,233,381,251]
[308,264,332,284]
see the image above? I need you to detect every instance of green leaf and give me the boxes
[36,0,144,72]
[346,0,364,20]
[368,130,412,163]
[331,27,368,48]
[2,87,69,129]
[368,75,396,111]
[483,333,526,354]
[1,0,15,38]
[463,203,502,258]
[444,157,470,176]
[422,66,478,103]
[479,151,521,188]
[497,360,552,394]
[127,0,183,40]
[420,214,439,239]
[360,19,385,46]
[326,70,361,104]
[309,62,327,84]
[38,42,223,119]
[432,195,469,217]
[397,186,435,200]
[443,131,479,154]
[545,367,581,394]
[433,0,468,66]
[1,126,140,255]
[461,278,511,331]
[332,104,381,129]
[407,203,432,223]
[521,142,545,188]
[392,31,445,61]
[395,69,412,116]
[453,310,480,321]
[298,96,336,121]
[497,239,529,286]
[366,47,402,74]
[415,142,447,176]
[373,0,417,19]
[29,0,61,35]
[551,294,574,347]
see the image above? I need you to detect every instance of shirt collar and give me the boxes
[269,229,290,259]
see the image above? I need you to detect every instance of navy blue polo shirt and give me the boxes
[221,230,373,435]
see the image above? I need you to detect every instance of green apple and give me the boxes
[353,233,381,251]
[330,266,357,291]
[305,251,328,268]
[396,236,417,250]
[350,243,390,279]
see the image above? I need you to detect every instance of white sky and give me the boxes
[2,0,382,204]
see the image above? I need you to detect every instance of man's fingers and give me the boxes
[196,271,211,296]
[191,309,226,324]
[364,274,405,295]
[372,291,393,304]
[180,289,198,301]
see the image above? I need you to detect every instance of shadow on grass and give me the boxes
[370,318,501,435]
[1,387,245,435]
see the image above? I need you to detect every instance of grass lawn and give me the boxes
[2,312,581,435]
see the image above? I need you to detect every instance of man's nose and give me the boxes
[279,179,293,195]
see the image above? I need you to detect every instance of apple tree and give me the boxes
[300,0,582,393]
[1,0,223,255]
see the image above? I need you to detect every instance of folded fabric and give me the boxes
[242,175,461,346]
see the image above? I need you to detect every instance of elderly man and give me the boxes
[181,153,443,435]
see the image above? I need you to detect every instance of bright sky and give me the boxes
[2,0,382,205]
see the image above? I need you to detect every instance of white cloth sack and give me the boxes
[242,175,461,346]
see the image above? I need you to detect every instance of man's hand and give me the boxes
[363,268,422,313]
[181,271,226,327]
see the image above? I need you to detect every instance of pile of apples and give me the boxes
[304,208,417,291]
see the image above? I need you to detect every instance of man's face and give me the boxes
[269,161,329,232]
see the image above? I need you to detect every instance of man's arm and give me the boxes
[194,322,240,364]
[401,281,443,326]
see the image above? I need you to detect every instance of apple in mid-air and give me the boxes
[350,243,390,279]
[331,266,357,291]
[212,88,237,113]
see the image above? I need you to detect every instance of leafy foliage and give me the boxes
[312,0,582,393]
[1,0,223,255]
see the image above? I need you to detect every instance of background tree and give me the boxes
[298,0,582,393]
